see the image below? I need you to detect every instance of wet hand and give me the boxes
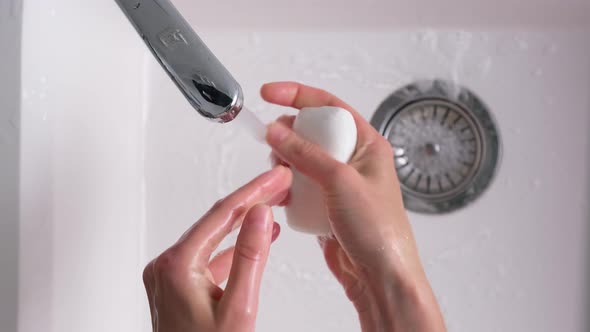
[262,82,446,332]
[142,166,291,332]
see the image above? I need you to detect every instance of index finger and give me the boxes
[260,82,377,143]
[173,166,292,268]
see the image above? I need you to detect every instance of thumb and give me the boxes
[266,121,350,190]
[219,204,274,325]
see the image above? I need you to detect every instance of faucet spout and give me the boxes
[115,0,243,123]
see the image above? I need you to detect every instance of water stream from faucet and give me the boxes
[234,107,267,143]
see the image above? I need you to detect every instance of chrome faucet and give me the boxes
[115,0,243,122]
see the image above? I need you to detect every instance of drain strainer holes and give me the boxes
[371,80,501,214]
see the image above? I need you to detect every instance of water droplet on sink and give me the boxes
[480,57,492,75]
[411,32,421,43]
[479,228,492,241]
[533,68,543,77]
[543,44,558,55]
[338,64,351,72]
[415,30,438,51]
[497,263,507,278]
[278,262,289,273]
[488,284,501,298]
[319,71,340,79]
[510,127,522,136]
[249,33,262,46]
[505,178,514,189]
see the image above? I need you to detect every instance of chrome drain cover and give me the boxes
[371,80,501,214]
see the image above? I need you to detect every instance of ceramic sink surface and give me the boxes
[2,0,589,331]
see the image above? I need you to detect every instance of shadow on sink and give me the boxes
[0,4,22,332]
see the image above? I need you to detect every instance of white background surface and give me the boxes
[5,0,590,331]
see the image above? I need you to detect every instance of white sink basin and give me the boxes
[3,0,589,331]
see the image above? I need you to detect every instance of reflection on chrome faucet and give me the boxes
[115,0,244,123]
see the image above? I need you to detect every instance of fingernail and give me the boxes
[266,122,290,144]
[245,204,272,230]
[258,165,285,183]
[271,222,280,242]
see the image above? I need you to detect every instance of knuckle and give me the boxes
[236,243,266,263]
[142,261,155,286]
[212,196,241,215]
[212,198,226,211]
[153,249,186,281]
[344,279,369,311]
[290,138,317,158]
[375,136,394,156]
[153,252,175,274]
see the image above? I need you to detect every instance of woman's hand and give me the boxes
[262,82,446,332]
[142,166,292,332]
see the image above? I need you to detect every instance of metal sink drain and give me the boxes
[371,80,501,214]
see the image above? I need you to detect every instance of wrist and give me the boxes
[357,252,446,332]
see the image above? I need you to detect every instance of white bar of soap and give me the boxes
[285,106,358,235]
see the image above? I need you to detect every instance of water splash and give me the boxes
[249,32,262,47]
[518,41,529,51]
[497,263,508,278]
[480,57,493,76]
[449,32,472,100]
[510,127,522,136]
[414,29,438,52]
[543,44,558,55]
